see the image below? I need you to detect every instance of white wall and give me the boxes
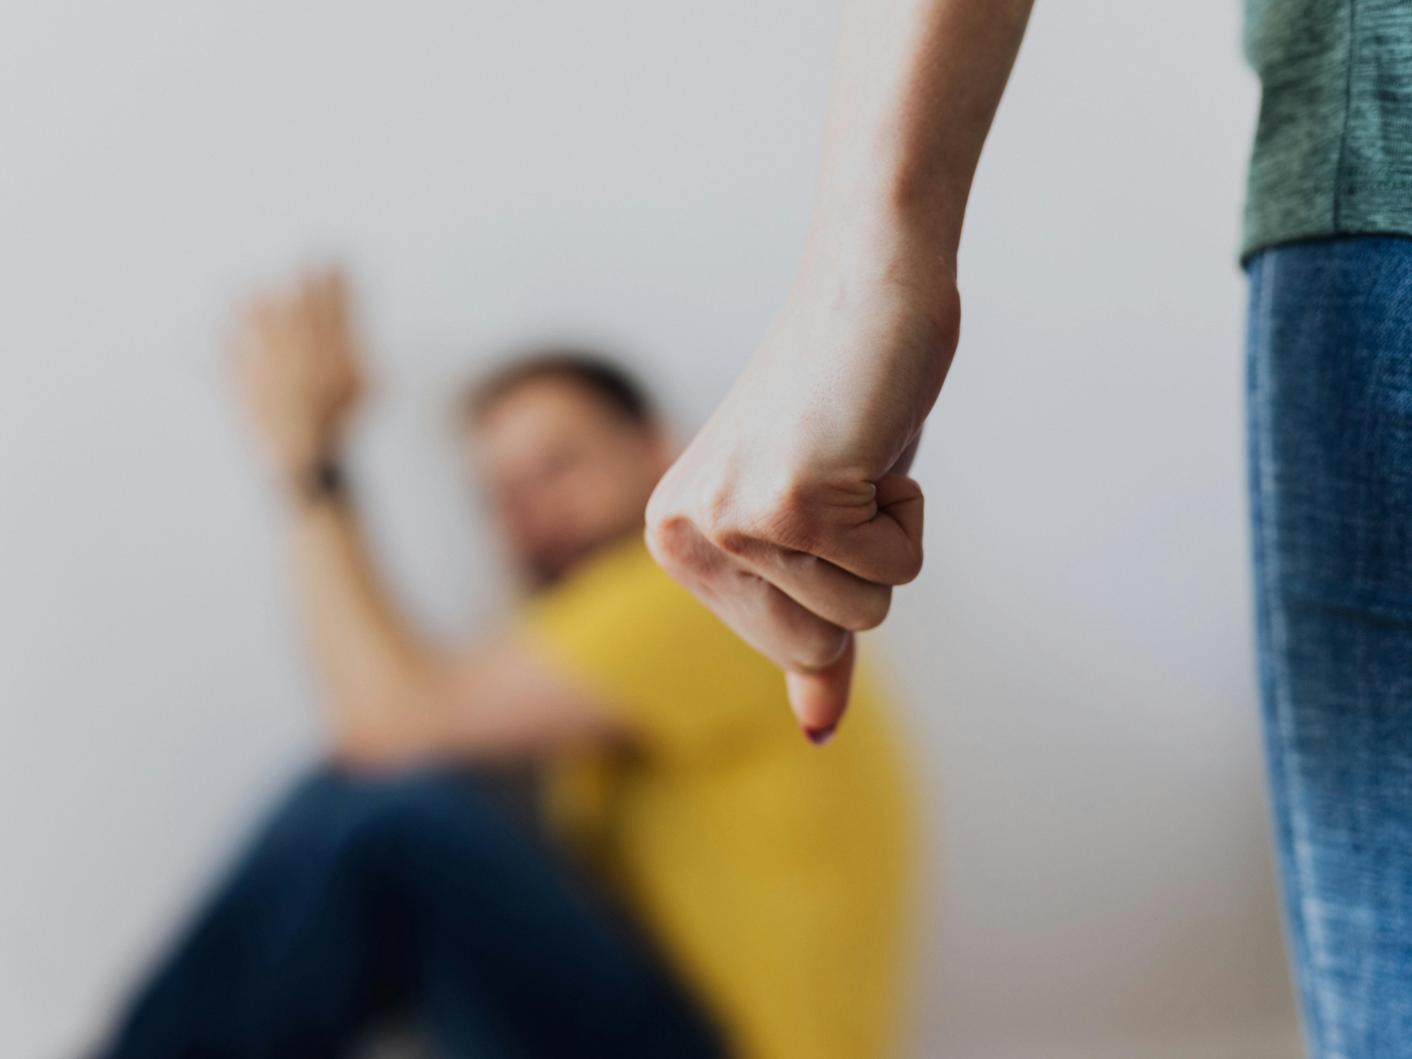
[0,2,1302,1056]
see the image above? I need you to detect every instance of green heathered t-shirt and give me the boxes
[1243,0,1412,259]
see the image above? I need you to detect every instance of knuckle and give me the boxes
[894,546,925,586]
[843,587,893,632]
[768,475,810,518]
[699,495,749,556]
[792,625,849,672]
[699,486,734,537]
[758,477,818,552]
[708,525,753,558]
[643,511,697,572]
[643,489,670,541]
[767,471,811,516]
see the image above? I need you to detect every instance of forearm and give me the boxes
[811,0,1033,263]
[643,1,1032,728]
[287,495,615,766]
[289,493,442,735]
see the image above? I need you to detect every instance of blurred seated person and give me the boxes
[97,270,915,1059]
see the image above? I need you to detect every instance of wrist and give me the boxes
[290,455,347,507]
[810,143,967,267]
[799,204,958,308]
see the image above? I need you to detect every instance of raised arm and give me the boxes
[233,271,614,765]
[645,0,1033,740]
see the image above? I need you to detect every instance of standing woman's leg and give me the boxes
[1247,237,1412,1059]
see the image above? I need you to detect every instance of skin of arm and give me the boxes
[235,271,616,768]
[291,497,613,766]
[645,0,1034,739]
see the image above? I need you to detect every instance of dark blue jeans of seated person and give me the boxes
[96,765,724,1059]
[1247,236,1412,1059]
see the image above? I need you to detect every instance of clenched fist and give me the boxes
[646,228,959,740]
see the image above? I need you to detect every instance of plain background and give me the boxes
[0,1,1304,1056]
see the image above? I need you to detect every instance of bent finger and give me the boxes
[648,517,851,673]
[717,534,893,632]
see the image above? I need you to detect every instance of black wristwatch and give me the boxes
[297,458,347,505]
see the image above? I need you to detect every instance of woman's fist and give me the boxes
[647,233,959,739]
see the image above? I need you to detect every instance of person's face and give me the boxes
[468,376,672,587]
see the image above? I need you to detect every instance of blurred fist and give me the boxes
[646,239,959,739]
[233,267,365,482]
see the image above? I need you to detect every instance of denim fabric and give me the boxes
[98,766,723,1059]
[1248,236,1412,1059]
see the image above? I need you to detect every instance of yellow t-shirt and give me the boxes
[521,538,915,1059]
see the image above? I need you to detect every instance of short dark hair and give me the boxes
[461,346,656,428]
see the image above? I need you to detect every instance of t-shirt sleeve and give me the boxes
[519,543,787,760]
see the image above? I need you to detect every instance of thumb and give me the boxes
[817,473,925,586]
[786,633,855,745]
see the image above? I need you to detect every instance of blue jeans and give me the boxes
[1248,236,1412,1058]
[98,766,723,1058]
